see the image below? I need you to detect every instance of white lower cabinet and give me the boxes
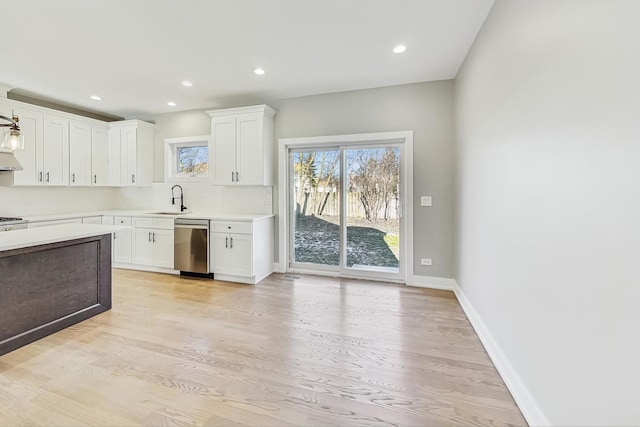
[129,217,174,269]
[209,217,273,284]
[113,216,132,264]
[114,229,133,264]
[211,232,253,277]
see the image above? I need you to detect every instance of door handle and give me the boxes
[225,237,228,248]
[230,237,233,249]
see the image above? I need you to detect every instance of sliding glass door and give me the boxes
[291,148,341,269]
[289,144,402,280]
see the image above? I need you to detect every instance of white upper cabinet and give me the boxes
[11,107,44,186]
[42,114,69,186]
[91,125,111,186]
[109,120,154,187]
[207,105,275,186]
[69,120,92,186]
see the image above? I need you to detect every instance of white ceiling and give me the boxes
[1,0,493,120]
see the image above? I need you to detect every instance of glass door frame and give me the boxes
[288,145,342,274]
[285,136,410,283]
[338,143,403,282]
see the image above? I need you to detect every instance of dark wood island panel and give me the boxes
[0,234,112,356]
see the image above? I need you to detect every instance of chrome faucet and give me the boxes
[171,185,188,212]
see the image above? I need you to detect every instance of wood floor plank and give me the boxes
[0,270,527,426]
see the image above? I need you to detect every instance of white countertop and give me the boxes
[0,224,129,252]
[24,210,274,223]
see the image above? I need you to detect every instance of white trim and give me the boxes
[278,131,414,282]
[408,275,455,290]
[453,281,549,427]
[164,135,212,183]
[206,104,276,118]
[273,262,285,273]
[113,264,179,275]
[288,267,405,284]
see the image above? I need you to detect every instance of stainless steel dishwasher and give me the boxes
[174,218,211,277]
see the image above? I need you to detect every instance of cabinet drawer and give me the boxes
[28,218,82,228]
[211,221,252,234]
[82,216,102,224]
[153,218,175,230]
[132,217,154,229]
[115,216,132,226]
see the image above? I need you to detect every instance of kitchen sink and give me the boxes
[145,211,190,215]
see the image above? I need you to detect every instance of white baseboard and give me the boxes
[408,275,455,290]
[453,281,549,427]
[113,264,179,275]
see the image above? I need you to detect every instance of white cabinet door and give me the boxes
[108,128,122,186]
[121,126,138,186]
[235,113,262,185]
[91,126,110,186]
[12,108,44,186]
[132,228,154,266]
[153,229,174,269]
[228,233,253,277]
[211,117,236,185]
[211,233,230,273]
[69,121,92,186]
[43,115,69,186]
[114,229,133,264]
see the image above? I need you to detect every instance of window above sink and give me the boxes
[164,135,211,183]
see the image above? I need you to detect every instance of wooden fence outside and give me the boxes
[296,191,399,219]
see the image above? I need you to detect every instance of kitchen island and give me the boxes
[0,224,126,356]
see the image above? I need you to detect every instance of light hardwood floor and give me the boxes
[0,270,527,426]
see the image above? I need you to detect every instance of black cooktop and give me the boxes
[0,217,23,222]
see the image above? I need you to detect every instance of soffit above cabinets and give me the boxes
[0,0,494,120]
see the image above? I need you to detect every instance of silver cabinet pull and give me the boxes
[153,232,156,243]
[225,237,228,248]
[231,171,234,182]
[94,175,97,184]
[46,172,50,183]
[230,237,233,249]
[132,174,136,184]
[39,171,43,182]
[235,172,239,182]
[72,173,75,183]
[148,232,152,242]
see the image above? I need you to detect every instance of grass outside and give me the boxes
[294,214,399,268]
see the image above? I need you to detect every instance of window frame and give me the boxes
[164,135,211,183]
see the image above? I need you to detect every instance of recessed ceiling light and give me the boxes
[254,68,266,75]
[90,95,102,101]
[182,80,193,87]
[393,44,407,54]
[167,101,176,107]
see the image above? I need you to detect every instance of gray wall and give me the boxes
[271,81,455,277]
[151,80,456,279]
[455,1,640,425]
